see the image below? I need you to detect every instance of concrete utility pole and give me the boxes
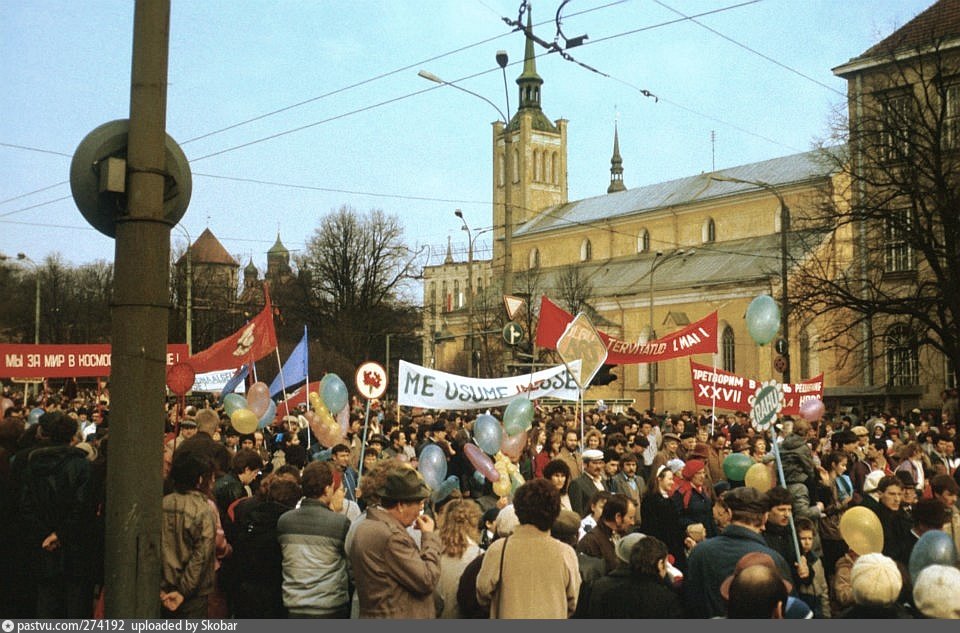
[104,0,172,617]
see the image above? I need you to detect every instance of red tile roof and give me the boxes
[861,0,960,57]
[177,228,237,266]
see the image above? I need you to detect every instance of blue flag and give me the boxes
[218,364,249,405]
[269,326,309,397]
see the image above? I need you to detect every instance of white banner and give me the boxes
[397,360,581,409]
[192,369,244,393]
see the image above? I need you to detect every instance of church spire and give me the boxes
[607,123,626,194]
[516,7,543,112]
[444,235,454,264]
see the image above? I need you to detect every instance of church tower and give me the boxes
[492,6,568,276]
[607,123,626,194]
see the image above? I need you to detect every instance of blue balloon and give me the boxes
[257,398,277,429]
[321,373,349,415]
[474,414,504,455]
[223,393,247,416]
[418,443,448,489]
[745,294,781,346]
[909,530,957,582]
[27,407,44,425]
[430,475,461,504]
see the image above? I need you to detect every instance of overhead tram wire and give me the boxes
[4,0,774,206]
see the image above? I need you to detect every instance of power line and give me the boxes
[652,0,846,97]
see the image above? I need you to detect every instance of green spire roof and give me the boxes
[508,5,557,133]
[268,233,288,257]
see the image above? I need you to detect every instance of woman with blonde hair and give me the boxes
[435,499,483,618]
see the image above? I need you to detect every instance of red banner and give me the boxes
[535,295,718,364]
[0,344,189,378]
[185,286,278,374]
[689,360,824,415]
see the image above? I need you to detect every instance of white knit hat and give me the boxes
[913,564,960,619]
[851,553,902,607]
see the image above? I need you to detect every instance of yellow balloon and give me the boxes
[839,506,884,555]
[492,478,512,497]
[230,408,259,434]
[318,406,336,428]
[744,462,773,492]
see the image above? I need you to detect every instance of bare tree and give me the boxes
[794,39,960,388]
[296,205,422,374]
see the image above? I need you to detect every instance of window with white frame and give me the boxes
[637,229,650,253]
[882,93,913,161]
[580,238,592,262]
[944,84,960,149]
[702,218,716,243]
[886,324,919,386]
[884,209,914,272]
[528,247,540,269]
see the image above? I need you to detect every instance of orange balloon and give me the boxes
[839,506,884,555]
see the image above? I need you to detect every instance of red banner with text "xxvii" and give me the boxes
[689,360,824,415]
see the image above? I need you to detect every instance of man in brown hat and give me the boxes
[683,486,793,618]
[349,466,441,618]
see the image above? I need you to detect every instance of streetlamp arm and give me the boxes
[418,70,508,123]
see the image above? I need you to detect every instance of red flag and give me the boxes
[186,286,278,374]
[536,295,718,364]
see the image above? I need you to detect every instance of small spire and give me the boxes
[516,5,544,112]
[444,235,454,264]
[608,123,626,193]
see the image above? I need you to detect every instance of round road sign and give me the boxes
[355,361,387,400]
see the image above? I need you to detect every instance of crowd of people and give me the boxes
[1,383,959,619]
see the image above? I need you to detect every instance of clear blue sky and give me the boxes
[0,0,934,280]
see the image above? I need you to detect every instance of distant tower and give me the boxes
[266,233,291,280]
[492,6,568,273]
[607,123,626,194]
[444,235,454,264]
[243,258,259,288]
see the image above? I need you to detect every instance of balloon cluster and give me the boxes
[452,397,534,500]
[304,373,350,448]
[224,381,276,434]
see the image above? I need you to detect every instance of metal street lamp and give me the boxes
[647,249,689,411]
[419,53,514,295]
[16,253,41,401]
[709,175,791,382]
[454,209,494,377]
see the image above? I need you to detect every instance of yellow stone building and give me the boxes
[423,2,957,417]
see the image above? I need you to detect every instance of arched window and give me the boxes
[886,324,919,386]
[545,152,552,185]
[580,239,592,262]
[534,150,542,182]
[702,218,716,243]
[552,152,560,184]
[513,147,520,183]
[721,326,735,373]
[442,281,449,312]
[637,229,650,253]
[528,247,540,269]
[454,280,461,308]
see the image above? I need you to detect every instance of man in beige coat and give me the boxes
[349,467,442,618]
[476,478,580,618]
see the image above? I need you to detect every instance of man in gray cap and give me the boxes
[683,486,794,618]
[349,466,442,618]
[568,448,607,517]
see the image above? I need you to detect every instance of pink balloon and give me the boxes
[464,443,500,482]
[247,381,271,418]
[799,397,825,422]
[316,422,343,449]
[500,430,528,461]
